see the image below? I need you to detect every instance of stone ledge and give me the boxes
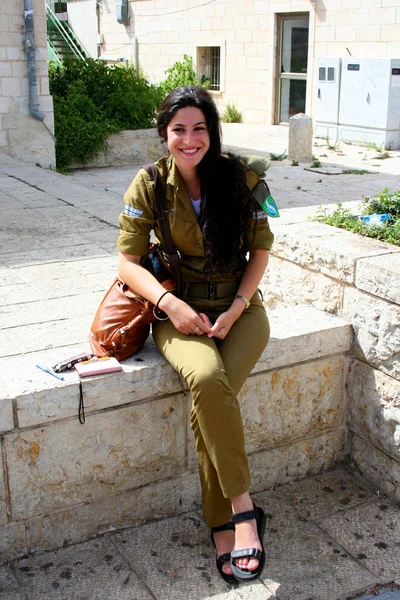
[356,252,400,305]
[69,129,163,169]
[0,305,351,431]
[0,304,351,561]
[272,221,400,285]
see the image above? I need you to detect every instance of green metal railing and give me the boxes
[46,0,67,13]
[46,3,87,63]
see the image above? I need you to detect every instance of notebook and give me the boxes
[74,357,122,377]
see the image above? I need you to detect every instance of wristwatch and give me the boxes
[234,294,250,309]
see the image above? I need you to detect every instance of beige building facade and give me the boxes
[92,0,400,126]
[0,0,55,167]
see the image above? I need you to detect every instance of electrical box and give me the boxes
[314,57,400,149]
[338,58,400,149]
[314,58,341,141]
[116,0,129,25]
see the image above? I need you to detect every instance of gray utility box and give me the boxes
[314,57,400,149]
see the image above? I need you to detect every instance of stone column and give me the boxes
[288,113,313,162]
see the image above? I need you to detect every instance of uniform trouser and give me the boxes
[152,289,270,528]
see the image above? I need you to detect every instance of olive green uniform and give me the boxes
[117,156,274,527]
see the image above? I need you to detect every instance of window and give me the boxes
[197,47,221,91]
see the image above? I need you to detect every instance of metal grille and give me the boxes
[200,47,220,90]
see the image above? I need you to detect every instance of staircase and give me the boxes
[46,2,89,66]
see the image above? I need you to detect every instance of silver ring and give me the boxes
[195,326,201,332]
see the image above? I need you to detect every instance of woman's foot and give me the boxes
[232,517,262,571]
[230,493,266,580]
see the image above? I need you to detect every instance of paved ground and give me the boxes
[1,125,400,599]
[1,466,400,600]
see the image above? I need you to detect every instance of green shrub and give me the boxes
[221,102,242,123]
[49,58,162,168]
[159,54,207,96]
[50,55,212,169]
[52,80,112,168]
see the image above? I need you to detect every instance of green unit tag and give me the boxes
[253,181,280,218]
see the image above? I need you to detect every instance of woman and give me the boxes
[117,86,274,583]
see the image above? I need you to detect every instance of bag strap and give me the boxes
[142,163,182,298]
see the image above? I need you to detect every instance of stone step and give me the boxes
[0,305,351,561]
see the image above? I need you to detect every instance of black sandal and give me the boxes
[230,503,266,582]
[210,522,237,584]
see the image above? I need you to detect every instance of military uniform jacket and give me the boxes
[117,155,274,283]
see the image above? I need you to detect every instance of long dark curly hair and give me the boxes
[157,86,253,267]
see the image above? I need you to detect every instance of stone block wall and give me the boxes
[0,306,350,561]
[69,129,164,169]
[94,0,400,124]
[0,0,55,167]
[261,219,400,504]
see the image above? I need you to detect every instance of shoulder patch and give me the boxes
[252,180,280,218]
[124,205,143,218]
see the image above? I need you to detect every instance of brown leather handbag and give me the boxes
[89,165,181,361]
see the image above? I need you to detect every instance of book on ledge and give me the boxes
[74,357,122,377]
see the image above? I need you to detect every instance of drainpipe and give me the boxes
[24,0,45,121]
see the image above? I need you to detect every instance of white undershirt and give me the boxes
[191,197,201,215]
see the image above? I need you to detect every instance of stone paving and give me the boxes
[1,466,400,600]
[1,124,400,599]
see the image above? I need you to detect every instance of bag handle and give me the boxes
[142,164,182,298]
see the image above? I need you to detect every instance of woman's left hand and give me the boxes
[206,310,238,340]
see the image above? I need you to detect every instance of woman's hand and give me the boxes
[159,295,212,336]
[207,307,240,340]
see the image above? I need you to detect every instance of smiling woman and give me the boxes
[116,86,274,584]
[165,107,210,198]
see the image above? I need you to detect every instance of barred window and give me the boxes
[197,46,221,91]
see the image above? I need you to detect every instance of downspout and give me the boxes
[24,0,45,121]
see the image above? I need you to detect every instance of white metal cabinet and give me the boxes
[314,57,341,140]
[338,57,400,149]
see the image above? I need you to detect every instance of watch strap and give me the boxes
[234,294,250,309]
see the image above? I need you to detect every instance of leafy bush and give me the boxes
[50,55,213,169]
[49,58,162,168]
[314,188,400,246]
[52,80,112,169]
[159,54,207,96]
[221,102,242,123]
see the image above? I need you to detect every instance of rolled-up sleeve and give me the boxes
[247,206,274,251]
[117,169,156,256]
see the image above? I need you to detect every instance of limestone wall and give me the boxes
[69,129,163,169]
[260,219,400,504]
[95,0,400,124]
[0,306,350,561]
[0,0,55,167]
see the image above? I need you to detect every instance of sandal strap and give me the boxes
[216,552,231,567]
[231,509,255,524]
[211,521,235,533]
[231,547,262,561]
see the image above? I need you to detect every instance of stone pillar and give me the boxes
[288,113,313,162]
